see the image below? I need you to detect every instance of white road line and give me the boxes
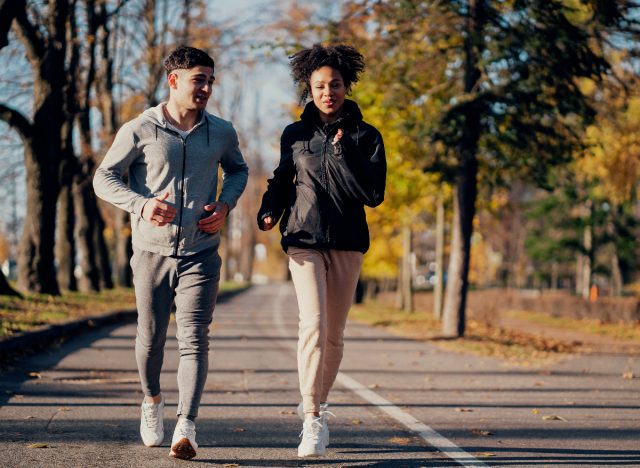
[271,283,489,468]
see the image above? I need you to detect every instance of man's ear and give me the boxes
[167,71,179,89]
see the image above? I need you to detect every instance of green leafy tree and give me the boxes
[333,0,639,335]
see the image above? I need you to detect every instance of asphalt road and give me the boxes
[0,283,638,467]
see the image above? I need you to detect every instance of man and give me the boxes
[93,46,248,460]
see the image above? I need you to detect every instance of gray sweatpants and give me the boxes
[131,246,221,419]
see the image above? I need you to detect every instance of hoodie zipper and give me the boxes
[318,123,334,243]
[174,137,188,256]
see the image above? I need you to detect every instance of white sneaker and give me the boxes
[296,402,332,447]
[140,396,164,447]
[170,418,198,460]
[297,416,326,457]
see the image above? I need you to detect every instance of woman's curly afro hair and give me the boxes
[289,43,365,102]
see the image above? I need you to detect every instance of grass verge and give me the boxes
[349,301,639,366]
[0,281,247,339]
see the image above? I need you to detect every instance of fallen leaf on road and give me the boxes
[623,372,635,380]
[58,407,70,412]
[24,416,36,420]
[223,464,240,467]
[531,409,540,414]
[28,372,41,379]
[542,415,567,421]
[455,408,473,412]
[28,443,49,448]
[389,437,411,445]
[534,381,545,387]
[280,411,296,415]
[470,429,493,436]
[351,419,362,425]
[368,384,379,389]
[478,452,496,457]
[232,428,246,432]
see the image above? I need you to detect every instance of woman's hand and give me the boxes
[262,216,275,231]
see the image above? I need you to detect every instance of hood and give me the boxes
[141,102,205,129]
[300,99,363,127]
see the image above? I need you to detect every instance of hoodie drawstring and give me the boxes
[206,118,209,146]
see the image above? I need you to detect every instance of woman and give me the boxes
[257,43,386,458]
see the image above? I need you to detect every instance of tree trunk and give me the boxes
[611,250,623,296]
[442,170,477,337]
[581,224,592,300]
[55,182,77,291]
[575,252,584,295]
[11,0,69,295]
[0,269,21,297]
[18,143,61,295]
[73,175,101,292]
[114,208,133,287]
[433,193,445,320]
[400,225,413,312]
[441,0,483,337]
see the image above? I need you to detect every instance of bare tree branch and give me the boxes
[0,0,26,50]
[0,103,33,141]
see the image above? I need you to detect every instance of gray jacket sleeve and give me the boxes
[217,123,249,210]
[92,121,149,215]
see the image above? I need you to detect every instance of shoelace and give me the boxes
[320,409,335,421]
[299,418,323,438]
[142,404,161,429]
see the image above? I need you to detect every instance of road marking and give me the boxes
[272,283,489,468]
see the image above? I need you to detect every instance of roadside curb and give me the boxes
[0,285,250,366]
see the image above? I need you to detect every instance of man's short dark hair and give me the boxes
[163,46,215,75]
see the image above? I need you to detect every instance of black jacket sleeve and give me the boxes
[337,125,386,207]
[257,127,295,230]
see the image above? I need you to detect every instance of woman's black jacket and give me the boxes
[257,99,386,253]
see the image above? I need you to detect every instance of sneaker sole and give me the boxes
[170,438,196,460]
[298,451,325,458]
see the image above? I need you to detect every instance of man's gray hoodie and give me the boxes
[93,103,249,257]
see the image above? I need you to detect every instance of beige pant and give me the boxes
[288,247,363,415]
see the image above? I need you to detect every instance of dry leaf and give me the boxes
[389,437,411,445]
[455,408,473,412]
[623,372,635,380]
[351,419,362,425]
[542,415,567,421]
[24,416,36,420]
[531,409,540,414]
[470,429,493,436]
[478,452,496,457]
[368,384,379,389]
[223,464,240,467]
[534,381,545,387]
[28,443,49,448]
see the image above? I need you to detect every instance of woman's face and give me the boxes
[309,66,346,123]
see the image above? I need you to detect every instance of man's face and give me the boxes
[167,65,215,111]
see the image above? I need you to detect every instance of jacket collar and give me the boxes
[300,99,363,128]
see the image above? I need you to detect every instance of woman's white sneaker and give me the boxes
[296,402,332,447]
[297,416,326,457]
[140,396,164,447]
[170,418,198,460]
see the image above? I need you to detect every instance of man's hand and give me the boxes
[261,216,275,231]
[142,192,176,226]
[198,201,229,234]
